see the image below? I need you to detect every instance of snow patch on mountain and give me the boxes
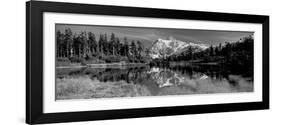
[150,37,208,59]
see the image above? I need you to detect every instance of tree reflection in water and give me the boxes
[56,65,253,99]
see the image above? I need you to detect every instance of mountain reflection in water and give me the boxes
[56,65,253,100]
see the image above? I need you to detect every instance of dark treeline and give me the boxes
[56,27,254,78]
[56,28,150,64]
[151,35,254,77]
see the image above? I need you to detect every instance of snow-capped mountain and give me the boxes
[149,36,208,59]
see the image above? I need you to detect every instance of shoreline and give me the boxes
[56,62,148,69]
[169,61,220,66]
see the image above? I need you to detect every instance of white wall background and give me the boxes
[0,0,280,124]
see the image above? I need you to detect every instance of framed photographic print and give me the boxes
[26,1,269,124]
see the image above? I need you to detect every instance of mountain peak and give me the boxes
[150,37,208,59]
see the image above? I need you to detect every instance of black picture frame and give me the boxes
[26,1,269,124]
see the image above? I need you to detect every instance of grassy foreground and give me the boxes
[56,76,151,100]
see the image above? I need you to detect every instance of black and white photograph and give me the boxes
[55,24,254,100]
[23,1,271,124]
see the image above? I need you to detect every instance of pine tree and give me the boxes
[56,30,64,57]
[103,33,108,55]
[110,33,116,55]
[123,37,129,57]
[87,32,97,57]
[98,34,104,58]
[130,40,137,61]
[116,38,121,56]
[136,40,143,59]
[73,34,80,57]
[210,45,214,57]
[80,31,87,58]
[64,28,73,57]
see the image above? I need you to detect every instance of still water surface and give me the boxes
[56,65,253,100]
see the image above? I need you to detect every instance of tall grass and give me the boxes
[56,76,151,100]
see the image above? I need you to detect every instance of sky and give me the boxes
[56,24,253,48]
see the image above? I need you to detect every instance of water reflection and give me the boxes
[56,65,253,99]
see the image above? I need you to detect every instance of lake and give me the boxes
[56,64,253,100]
